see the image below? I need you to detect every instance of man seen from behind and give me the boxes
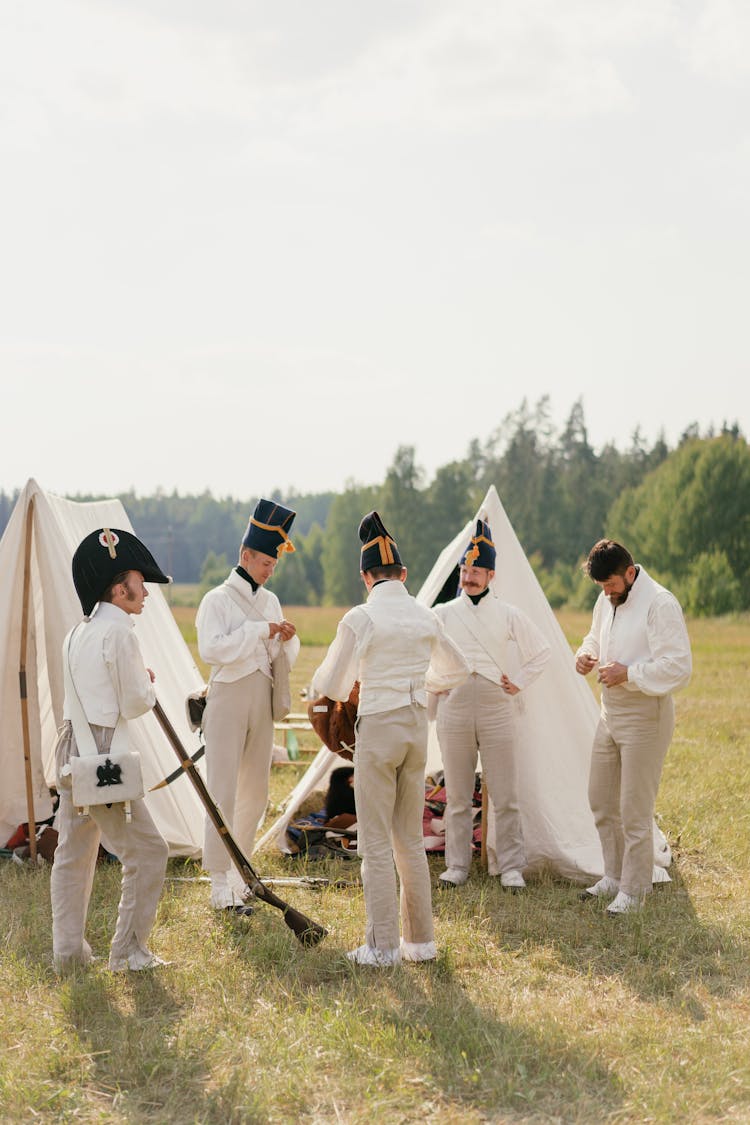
[312,511,469,966]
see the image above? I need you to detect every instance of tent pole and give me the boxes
[19,497,38,863]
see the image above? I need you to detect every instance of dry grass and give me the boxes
[1,611,748,1123]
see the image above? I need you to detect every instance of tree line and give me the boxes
[2,400,747,615]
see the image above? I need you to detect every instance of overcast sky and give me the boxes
[1,0,748,501]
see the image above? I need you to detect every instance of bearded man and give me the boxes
[575,539,691,914]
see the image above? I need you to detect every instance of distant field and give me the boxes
[167,583,202,607]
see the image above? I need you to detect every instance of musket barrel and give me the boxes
[152,700,327,947]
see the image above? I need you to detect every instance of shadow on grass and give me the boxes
[217,900,625,1122]
[5,845,743,1123]
[385,971,622,1121]
[53,967,269,1124]
[440,857,749,1020]
[0,861,272,1123]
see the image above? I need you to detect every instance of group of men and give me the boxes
[51,497,691,973]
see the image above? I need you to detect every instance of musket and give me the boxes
[152,699,327,948]
[261,876,360,890]
[168,874,359,890]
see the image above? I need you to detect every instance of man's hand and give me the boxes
[147,668,156,683]
[500,673,520,696]
[270,620,297,641]
[597,661,628,687]
[575,653,597,676]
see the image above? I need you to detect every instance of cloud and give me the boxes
[0,1,258,147]
[0,0,687,154]
[684,0,750,86]
[291,1,651,130]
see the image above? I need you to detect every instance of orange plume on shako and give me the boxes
[241,499,296,557]
[460,520,496,569]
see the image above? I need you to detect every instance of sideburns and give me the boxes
[120,576,137,600]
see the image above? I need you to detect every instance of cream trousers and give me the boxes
[202,671,274,873]
[436,673,525,875]
[50,723,168,969]
[589,688,675,897]
[354,704,434,952]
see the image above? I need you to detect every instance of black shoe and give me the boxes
[222,904,255,917]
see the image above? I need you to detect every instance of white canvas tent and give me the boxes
[0,479,206,856]
[257,485,671,883]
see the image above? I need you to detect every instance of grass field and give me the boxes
[1,609,748,1123]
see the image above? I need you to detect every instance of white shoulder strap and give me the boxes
[451,596,510,675]
[203,580,275,686]
[64,625,128,757]
[64,626,99,757]
[223,580,271,624]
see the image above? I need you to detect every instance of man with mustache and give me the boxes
[433,520,551,890]
[575,539,692,914]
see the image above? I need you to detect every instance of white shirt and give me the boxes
[312,579,469,716]
[63,602,155,727]
[576,565,692,697]
[434,590,551,691]
[196,568,300,684]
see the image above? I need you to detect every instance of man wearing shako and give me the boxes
[196,500,299,913]
[433,520,551,889]
[51,528,171,972]
[312,512,468,966]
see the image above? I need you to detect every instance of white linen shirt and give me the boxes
[196,568,300,684]
[576,565,692,697]
[312,579,469,716]
[63,602,155,726]
[434,591,551,691]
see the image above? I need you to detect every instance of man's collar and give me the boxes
[367,579,407,601]
[609,564,644,612]
[91,601,134,626]
[235,565,259,593]
[464,586,491,606]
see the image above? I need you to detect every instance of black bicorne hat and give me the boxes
[241,499,296,557]
[72,528,170,615]
[358,511,403,571]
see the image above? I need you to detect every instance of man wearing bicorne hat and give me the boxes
[196,500,299,913]
[311,512,468,966]
[433,519,551,890]
[51,528,171,972]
